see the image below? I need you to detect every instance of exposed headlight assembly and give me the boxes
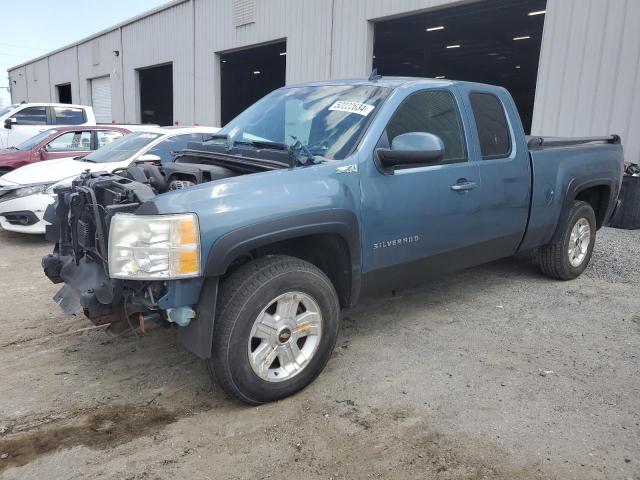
[108,213,200,280]
[0,183,52,202]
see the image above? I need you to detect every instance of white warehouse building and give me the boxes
[7,0,640,163]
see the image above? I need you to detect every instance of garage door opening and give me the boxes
[56,83,72,104]
[138,63,173,125]
[220,40,286,126]
[373,0,547,133]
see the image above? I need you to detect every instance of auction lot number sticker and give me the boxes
[329,101,375,116]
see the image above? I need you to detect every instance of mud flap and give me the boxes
[177,278,218,359]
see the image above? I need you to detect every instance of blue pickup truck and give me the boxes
[43,77,624,404]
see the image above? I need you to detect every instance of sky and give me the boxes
[0,0,169,106]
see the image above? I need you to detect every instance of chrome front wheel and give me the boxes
[248,291,323,383]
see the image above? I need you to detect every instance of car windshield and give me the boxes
[216,85,391,160]
[80,131,161,163]
[15,130,58,150]
[0,104,17,118]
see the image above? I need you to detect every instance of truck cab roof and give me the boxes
[284,76,500,92]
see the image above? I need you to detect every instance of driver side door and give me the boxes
[359,88,483,293]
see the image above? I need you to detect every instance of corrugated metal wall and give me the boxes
[533,0,640,163]
[193,0,334,125]
[6,0,640,162]
[77,30,123,122]
[48,47,80,102]
[121,0,194,124]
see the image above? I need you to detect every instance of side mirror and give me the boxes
[135,153,162,164]
[376,132,445,172]
[4,118,16,130]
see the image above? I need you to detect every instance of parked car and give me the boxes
[0,126,219,234]
[42,78,624,404]
[0,126,131,175]
[0,103,97,149]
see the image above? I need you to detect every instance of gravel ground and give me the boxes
[0,226,638,480]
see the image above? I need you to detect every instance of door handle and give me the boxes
[450,180,478,192]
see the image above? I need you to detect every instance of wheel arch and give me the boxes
[551,177,615,243]
[204,209,362,308]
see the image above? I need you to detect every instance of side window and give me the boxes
[45,131,92,152]
[469,93,511,159]
[386,90,466,163]
[54,107,86,125]
[14,106,47,125]
[96,130,124,149]
[146,133,203,162]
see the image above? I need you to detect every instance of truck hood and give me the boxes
[0,149,30,168]
[1,157,119,185]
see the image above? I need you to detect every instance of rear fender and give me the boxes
[550,177,615,243]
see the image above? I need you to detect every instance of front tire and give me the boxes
[538,201,596,280]
[208,255,341,405]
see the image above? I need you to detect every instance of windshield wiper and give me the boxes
[289,135,319,166]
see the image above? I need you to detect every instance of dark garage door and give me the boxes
[373,0,547,133]
[220,41,287,126]
[139,63,173,126]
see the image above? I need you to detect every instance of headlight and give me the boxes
[0,183,53,203]
[45,176,77,194]
[108,213,201,280]
[12,183,51,198]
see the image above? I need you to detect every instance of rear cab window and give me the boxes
[469,93,512,159]
[53,107,86,125]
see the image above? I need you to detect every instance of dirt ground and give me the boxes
[0,227,638,480]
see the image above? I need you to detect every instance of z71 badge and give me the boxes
[373,235,420,250]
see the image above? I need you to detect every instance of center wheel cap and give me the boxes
[277,327,292,344]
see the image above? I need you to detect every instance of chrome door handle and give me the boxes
[450,181,478,192]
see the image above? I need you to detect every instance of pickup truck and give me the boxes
[42,77,624,405]
[0,103,97,149]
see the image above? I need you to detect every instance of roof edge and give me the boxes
[7,0,189,71]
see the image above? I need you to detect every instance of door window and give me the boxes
[14,106,47,125]
[145,133,203,162]
[385,90,467,163]
[53,107,86,125]
[45,131,92,152]
[469,93,511,159]
[96,130,124,149]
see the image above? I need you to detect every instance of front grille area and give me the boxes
[77,219,95,249]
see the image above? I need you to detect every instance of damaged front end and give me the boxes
[41,170,199,332]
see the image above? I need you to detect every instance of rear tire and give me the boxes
[538,201,596,280]
[208,255,341,405]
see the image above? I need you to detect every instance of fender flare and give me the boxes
[550,176,615,243]
[204,208,362,304]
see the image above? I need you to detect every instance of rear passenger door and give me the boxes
[463,89,531,255]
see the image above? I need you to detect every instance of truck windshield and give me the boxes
[16,129,58,150]
[216,85,390,160]
[79,131,161,163]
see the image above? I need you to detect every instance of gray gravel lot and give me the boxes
[0,227,638,480]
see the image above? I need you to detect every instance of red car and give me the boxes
[0,126,131,175]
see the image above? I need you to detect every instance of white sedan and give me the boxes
[0,126,219,234]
